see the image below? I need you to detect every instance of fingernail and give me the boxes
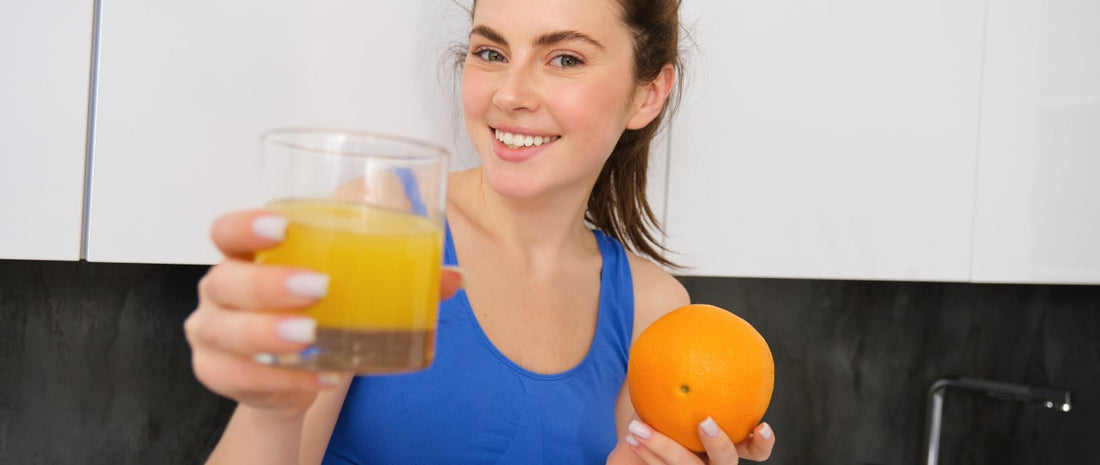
[286,272,329,298]
[443,265,468,289]
[275,317,316,343]
[758,422,773,441]
[700,416,720,438]
[253,353,276,365]
[253,215,288,241]
[628,420,652,440]
[319,372,344,386]
[624,434,640,447]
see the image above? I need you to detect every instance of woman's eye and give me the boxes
[476,49,505,62]
[551,54,583,68]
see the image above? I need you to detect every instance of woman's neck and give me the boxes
[447,168,596,263]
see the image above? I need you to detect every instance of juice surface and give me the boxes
[256,199,443,330]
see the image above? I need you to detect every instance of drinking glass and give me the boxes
[256,128,448,374]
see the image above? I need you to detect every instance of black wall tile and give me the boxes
[1,260,1096,464]
[679,277,1099,465]
[0,260,233,465]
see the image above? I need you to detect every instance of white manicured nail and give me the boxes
[624,434,640,447]
[759,422,773,441]
[628,420,652,440]
[700,416,720,438]
[253,215,288,241]
[253,353,276,365]
[275,317,316,343]
[285,273,328,298]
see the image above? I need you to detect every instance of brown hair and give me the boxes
[462,0,685,268]
[586,0,684,269]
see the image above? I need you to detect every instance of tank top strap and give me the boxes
[592,229,635,368]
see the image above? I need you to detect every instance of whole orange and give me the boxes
[627,304,774,451]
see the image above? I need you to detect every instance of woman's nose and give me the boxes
[492,65,540,113]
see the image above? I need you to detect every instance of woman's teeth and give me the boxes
[495,129,559,149]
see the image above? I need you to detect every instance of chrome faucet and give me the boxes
[924,377,1072,465]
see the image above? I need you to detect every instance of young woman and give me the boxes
[184,0,776,463]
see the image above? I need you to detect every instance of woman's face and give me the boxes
[461,0,656,200]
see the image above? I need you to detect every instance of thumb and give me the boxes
[734,422,775,462]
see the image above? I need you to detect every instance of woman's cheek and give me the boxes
[558,81,628,129]
[462,67,496,114]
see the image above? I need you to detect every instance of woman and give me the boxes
[184,0,776,463]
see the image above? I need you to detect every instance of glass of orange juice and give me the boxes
[256,128,448,374]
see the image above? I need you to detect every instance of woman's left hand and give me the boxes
[610,417,774,464]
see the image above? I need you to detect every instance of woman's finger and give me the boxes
[184,303,317,357]
[190,345,343,412]
[623,437,668,465]
[625,420,703,465]
[211,209,288,260]
[200,259,327,311]
[698,417,740,464]
[734,422,775,462]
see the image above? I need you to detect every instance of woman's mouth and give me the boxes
[494,128,560,150]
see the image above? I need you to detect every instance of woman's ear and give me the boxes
[626,64,676,130]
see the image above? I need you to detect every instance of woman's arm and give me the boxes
[299,380,353,464]
[200,367,350,465]
[204,375,349,465]
[607,254,690,464]
[608,255,774,464]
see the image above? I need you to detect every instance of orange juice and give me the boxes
[256,198,443,373]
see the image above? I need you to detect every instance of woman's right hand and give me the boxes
[184,210,341,417]
[184,210,465,417]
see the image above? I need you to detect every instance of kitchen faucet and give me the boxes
[923,377,1072,465]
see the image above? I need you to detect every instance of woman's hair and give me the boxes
[586,0,684,269]
[460,0,685,268]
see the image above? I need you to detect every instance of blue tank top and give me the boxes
[322,225,635,464]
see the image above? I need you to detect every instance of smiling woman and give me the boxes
[183,1,775,464]
[459,0,685,269]
[460,2,648,197]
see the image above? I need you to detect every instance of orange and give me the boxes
[627,304,774,451]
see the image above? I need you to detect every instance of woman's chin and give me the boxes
[487,176,541,199]
[476,165,546,200]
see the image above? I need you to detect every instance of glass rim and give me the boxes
[262,127,449,161]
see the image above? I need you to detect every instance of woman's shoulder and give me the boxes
[624,251,690,340]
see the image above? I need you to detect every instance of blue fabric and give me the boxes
[323,224,635,464]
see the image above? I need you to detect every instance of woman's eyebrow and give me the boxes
[534,30,606,51]
[470,25,606,51]
[470,25,507,46]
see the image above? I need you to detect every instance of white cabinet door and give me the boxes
[0,1,94,261]
[970,0,1100,284]
[87,0,475,264]
[664,0,986,281]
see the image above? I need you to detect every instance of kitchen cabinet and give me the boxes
[85,0,477,264]
[12,1,1095,283]
[0,1,95,261]
[970,0,1100,284]
[663,0,987,281]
